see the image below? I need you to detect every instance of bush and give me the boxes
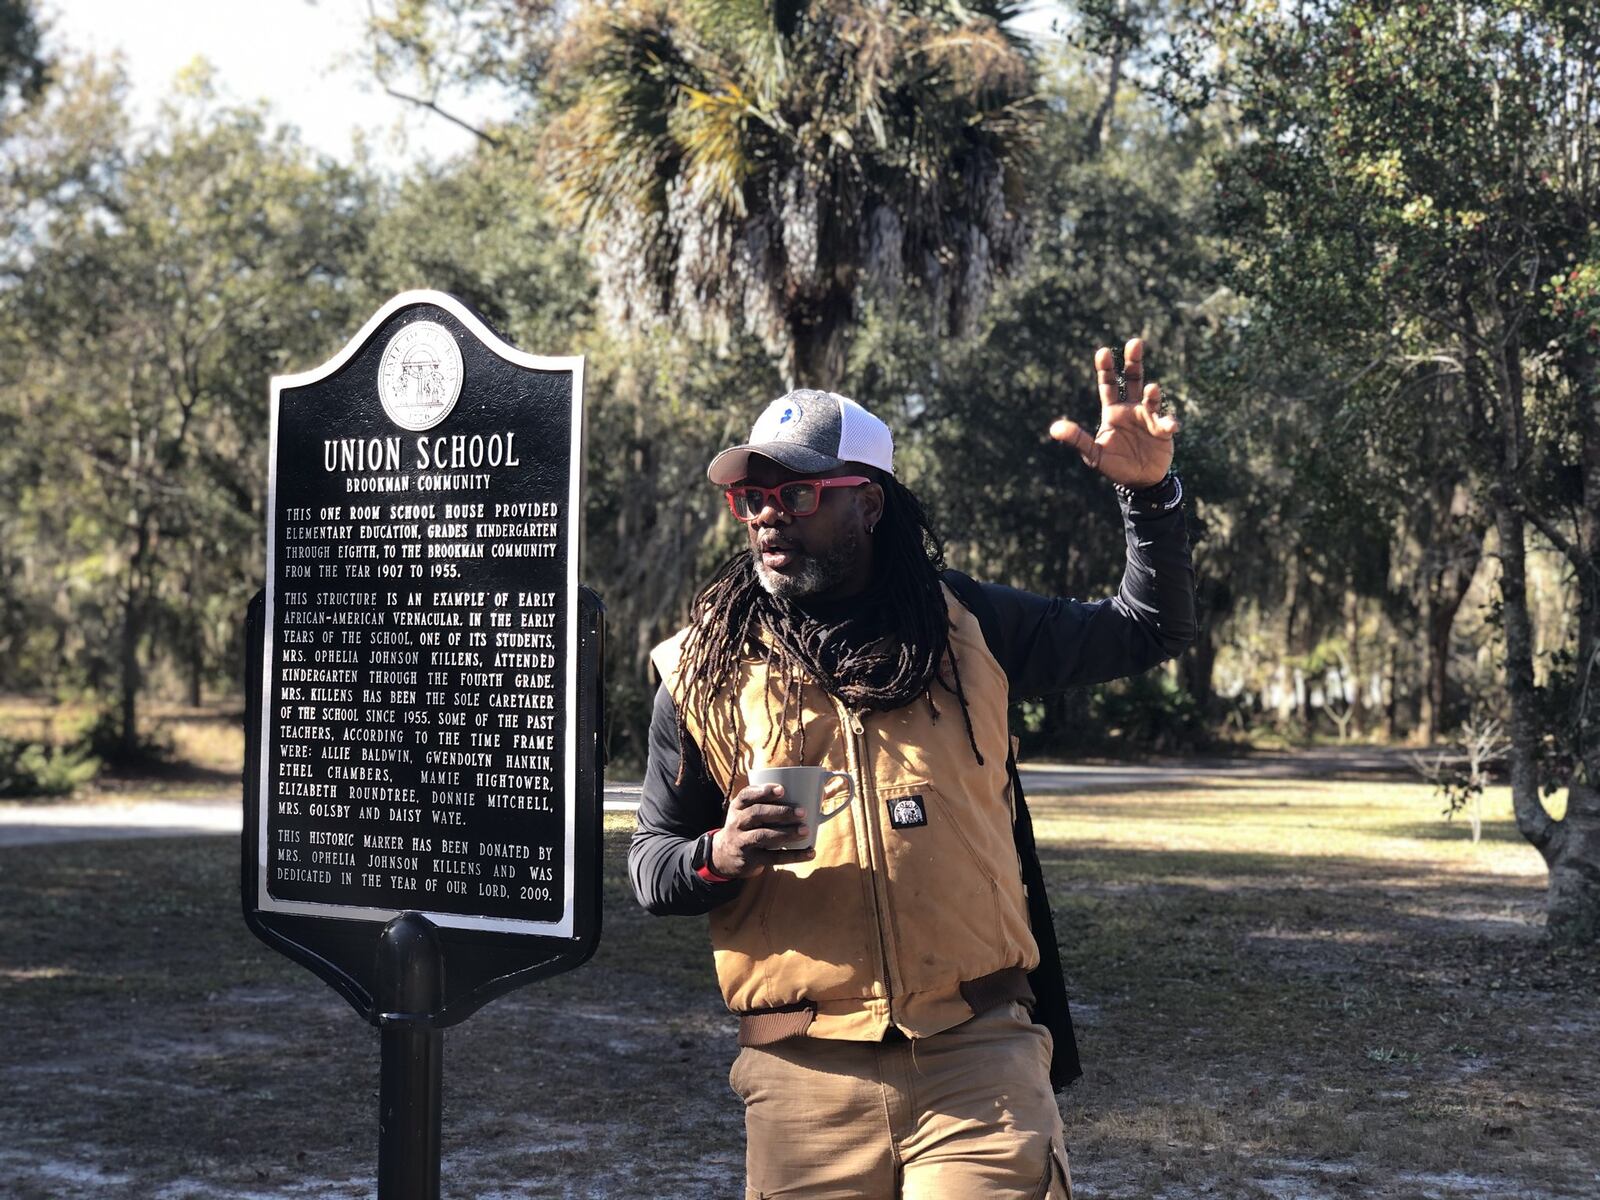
[0,736,100,797]
[75,706,173,768]
[1088,673,1210,753]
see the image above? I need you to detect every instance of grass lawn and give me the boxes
[1,774,1595,1198]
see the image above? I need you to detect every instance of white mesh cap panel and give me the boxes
[835,395,895,475]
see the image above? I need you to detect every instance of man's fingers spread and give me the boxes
[1142,382,1161,411]
[1050,418,1100,466]
[1122,340,1144,392]
[1094,345,1123,408]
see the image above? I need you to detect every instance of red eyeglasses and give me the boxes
[725,476,871,523]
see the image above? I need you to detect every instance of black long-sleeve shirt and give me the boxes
[629,477,1196,916]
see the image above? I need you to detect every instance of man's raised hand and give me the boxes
[1049,338,1179,489]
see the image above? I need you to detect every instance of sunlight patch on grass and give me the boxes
[1029,780,1550,879]
[0,965,79,982]
[164,720,245,775]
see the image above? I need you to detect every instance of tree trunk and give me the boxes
[1480,311,1599,941]
[118,511,154,763]
[1345,593,1364,737]
[118,584,142,762]
[1551,337,1600,942]
[1180,625,1218,713]
[1419,514,1486,743]
[1421,604,1453,744]
[1492,493,1589,936]
[1549,785,1600,942]
[786,302,851,391]
[1384,640,1399,741]
[188,639,203,708]
[186,540,203,707]
[1181,575,1228,714]
[1083,0,1129,156]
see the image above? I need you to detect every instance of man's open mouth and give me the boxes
[758,539,801,571]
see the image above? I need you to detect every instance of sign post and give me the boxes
[241,291,602,1196]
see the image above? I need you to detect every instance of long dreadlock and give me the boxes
[672,471,984,784]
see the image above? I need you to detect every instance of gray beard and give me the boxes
[754,525,862,600]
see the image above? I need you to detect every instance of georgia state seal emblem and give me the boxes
[377,320,464,431]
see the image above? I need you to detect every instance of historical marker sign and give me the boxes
[242,290,603,1031]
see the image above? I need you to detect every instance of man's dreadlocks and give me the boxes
[672,472,984,783]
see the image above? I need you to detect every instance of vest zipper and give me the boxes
[836,700,896,1018]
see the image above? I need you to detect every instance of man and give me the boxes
[630,340,1194,1198]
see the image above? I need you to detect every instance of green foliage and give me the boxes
[1087,673,1208,753]
[360,152,593,345]
[541,0,1038,386]
[5,0,1595,786]
[366,0,559,104]
[1544,246,1600,352]
[0,0,46,113]
[74,706,172,769]
[0,735,98,798]
[0,59,376,743]
[854,35,1228,584]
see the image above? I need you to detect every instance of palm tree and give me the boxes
[544,0,1038,389]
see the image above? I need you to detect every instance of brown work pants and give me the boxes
[730,1002,1072,1199]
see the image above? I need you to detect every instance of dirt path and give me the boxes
[0,747,1421,847]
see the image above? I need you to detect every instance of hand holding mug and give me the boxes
[711,783,816,878]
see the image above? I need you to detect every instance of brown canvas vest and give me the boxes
[652,585,1038,1042]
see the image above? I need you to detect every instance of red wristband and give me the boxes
[695,828,733,884]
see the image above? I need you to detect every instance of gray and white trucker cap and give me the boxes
[706,389,895,485]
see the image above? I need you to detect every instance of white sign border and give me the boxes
[256,290,585,939]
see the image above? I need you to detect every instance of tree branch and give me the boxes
[1083,5,1128,157]
[382,85,503,148]
[1513,488,1596,583]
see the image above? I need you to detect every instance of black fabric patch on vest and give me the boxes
[888,794,927,829]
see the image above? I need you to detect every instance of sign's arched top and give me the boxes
[273,289,585,392]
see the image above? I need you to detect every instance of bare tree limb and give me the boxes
[382,84,504,148]
[1513,487,1596,583]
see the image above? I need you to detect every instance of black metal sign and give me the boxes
[242,291,602,1034]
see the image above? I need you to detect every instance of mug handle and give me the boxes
[818,771,855,823]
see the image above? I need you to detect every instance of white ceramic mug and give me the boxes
[747,765,855,851]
